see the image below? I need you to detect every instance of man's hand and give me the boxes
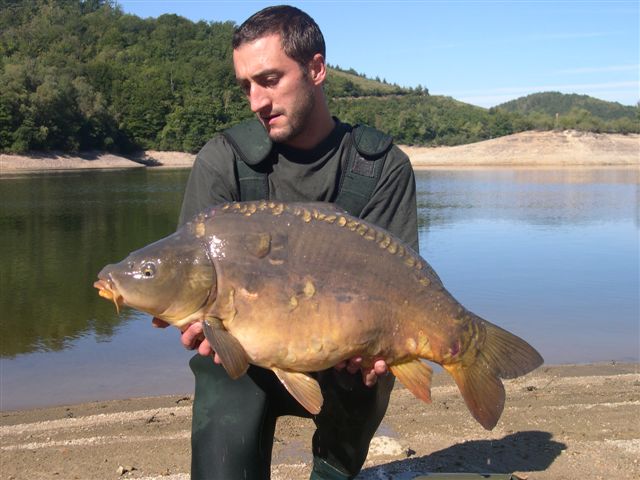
[152,318,221,363]
[334,356,388,387]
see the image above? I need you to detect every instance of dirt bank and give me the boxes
[403,130,639,167]
[1,363,638,479]
[0,150,196,173]
[1,130,638,174]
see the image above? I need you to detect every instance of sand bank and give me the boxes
[0,150,196,174]
[404,130,638,168]
[1,130,638,174]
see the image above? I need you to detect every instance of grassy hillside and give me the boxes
[326,67,409,97]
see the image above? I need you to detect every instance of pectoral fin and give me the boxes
[202,318,249,379]
[390,359,433,403]
[272,367,323,415]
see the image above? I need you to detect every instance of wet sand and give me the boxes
[1,363,638,479]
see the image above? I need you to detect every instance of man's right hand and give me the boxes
[152,318,222,363]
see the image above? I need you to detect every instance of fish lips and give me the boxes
[93,274,124,313]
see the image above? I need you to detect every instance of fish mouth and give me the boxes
[93,277,124,314]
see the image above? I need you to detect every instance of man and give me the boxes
[156,5,419,479]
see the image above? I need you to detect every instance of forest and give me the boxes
[1,0,638,154]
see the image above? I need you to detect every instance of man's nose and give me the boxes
[248,85,270,113]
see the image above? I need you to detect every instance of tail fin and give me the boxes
[445,316,543,430]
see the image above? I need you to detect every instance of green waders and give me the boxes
[190,354,395,479]
[190,120,397,478]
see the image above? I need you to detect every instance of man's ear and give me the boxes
[308,53,327,85]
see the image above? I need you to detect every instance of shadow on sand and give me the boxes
[360,431,566,479]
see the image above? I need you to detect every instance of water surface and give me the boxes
[415,168,638,366]
[1,167,637,410]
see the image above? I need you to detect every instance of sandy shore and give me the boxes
[0,150,196,174]
[403,130,639,167]
[1,130,638,174]
[1,363,638,479]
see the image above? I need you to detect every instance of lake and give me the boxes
[1,167,638,411]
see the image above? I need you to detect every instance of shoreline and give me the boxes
[0,360,633,415]
[1,130,638,174]
[1,362,638,479]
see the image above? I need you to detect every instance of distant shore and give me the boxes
[1,130,638,175]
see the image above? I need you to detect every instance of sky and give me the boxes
[117,0,639,108]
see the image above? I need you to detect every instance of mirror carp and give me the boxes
[94,201,543,430]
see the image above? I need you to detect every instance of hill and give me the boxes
[494,92,638,134]
[326,66,412,97]
[0,1,638,155]
[497,92,637,121]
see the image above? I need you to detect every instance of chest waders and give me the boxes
[189,120,395,480]
[223,118,392,217]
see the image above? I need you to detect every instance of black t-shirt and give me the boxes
[179,120,419,252]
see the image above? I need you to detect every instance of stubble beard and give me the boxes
[266,85,315,145]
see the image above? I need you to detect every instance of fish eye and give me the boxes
[141,262,156,278]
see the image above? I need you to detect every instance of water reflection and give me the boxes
[416,168,639,228]
[0,167,637,410]
[0,169,189,357]
[415,167,639,365]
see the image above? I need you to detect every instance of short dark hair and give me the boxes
[232,5,326,66]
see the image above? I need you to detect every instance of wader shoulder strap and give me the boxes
[222,119,272,201]
[234,159,270,201]
[222,121,392,211]
[335,124,392,217]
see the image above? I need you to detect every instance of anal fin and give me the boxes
[272,367,323,415]
[390,359,433,403]
[202,318,249,379]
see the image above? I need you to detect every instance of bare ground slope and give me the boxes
[1,131,638,173]
[2,363,638,480]
[0,150,196,173]
[402,130,639,167]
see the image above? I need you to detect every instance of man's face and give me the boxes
[233,34,316,145]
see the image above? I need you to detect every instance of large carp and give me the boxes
[95,201,542,429]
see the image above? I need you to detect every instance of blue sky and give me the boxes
[117,0,639,108]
